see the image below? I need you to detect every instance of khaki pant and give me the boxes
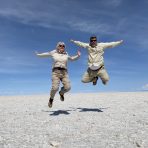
[81,66,109,85]
[50,69,71,99]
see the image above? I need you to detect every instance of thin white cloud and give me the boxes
[106,0,123,7]
[67,20,112,34]
[95,0,123,7]
[112,15,148,52]
[0,0,124,34]
[0,0,148,52]
[142,84,148,90]
[0,50,51,74]
[0,0,67,29]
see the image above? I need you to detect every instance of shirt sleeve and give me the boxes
[101,40,123,49]
[71,40,89,48]
[68,55,80,61]
[36,50,55,57]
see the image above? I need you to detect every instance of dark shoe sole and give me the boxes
[93,77,98,85]
[48,98,53,108]
[59,91,64,101]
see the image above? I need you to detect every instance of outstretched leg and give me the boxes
[97,68,109,85]
[59,72,71,101]
[48,72,60,108]
[81,71,93,83]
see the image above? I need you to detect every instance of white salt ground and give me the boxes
[0,92,148,148]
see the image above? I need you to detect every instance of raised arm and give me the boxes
[68,50,81,61]
[102,40,123,49]
[35,50,54,57]
[70,39,89,48]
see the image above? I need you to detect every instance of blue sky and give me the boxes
[0,0,148,95]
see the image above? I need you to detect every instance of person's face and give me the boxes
[90,38,97,47]
[58,44,65,53]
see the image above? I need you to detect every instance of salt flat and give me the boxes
[0,92,148,148]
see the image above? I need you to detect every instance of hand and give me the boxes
[120,40,123,44]
[70,39,74,42]
[35,51,39,55]
[77,50,81,57]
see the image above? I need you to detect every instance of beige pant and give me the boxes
[81,66,109,85]
[50,69,71,99]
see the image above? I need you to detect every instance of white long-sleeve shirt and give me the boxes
[71,40,123,70]
[36,49,79,69]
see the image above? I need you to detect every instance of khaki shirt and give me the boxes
[37,50,79,69]
[72,40,122,69]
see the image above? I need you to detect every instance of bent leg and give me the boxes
[98,68,109,85]
[81,71,92,83]
[50,72,60,99]
[60,72,71,94]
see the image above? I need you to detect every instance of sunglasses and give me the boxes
[90,40,97,42]
[59,45,65,47]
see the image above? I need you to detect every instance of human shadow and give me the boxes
[49,110,72,116]
[42,107,109,116]
[76,107,109,112]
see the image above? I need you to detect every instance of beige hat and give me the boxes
[56,42,65,49]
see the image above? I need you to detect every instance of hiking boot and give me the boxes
[59,91,64,101]
[93,77,98,85]
[48,98,53,108]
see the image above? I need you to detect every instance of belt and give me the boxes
[88,65,104,72]
[52,67,67,72]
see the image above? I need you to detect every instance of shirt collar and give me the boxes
[56,49,67,54]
